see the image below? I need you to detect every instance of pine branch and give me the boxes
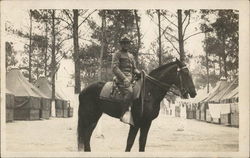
[162,14,178,28]
[18,66,29,71]
[138,52,155,55]
[182,14,188,25]
[57,17,72,26]
[56,36,73,47]
[55,45,73,60]
[63,10,73,23]
[78,9,97,28]
[163,29,179,41]
[78,36,98,45]
[163,34,180,55]
[79,10,88,16]
[148,14,178,42]
[55,25,71,36]
[183,31,203,41]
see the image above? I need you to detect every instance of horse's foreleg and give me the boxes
[139,121,152,152]
[125,125,139,152]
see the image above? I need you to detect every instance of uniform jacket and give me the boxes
[112,51,137,82]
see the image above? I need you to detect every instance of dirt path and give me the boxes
[6,114,238,152]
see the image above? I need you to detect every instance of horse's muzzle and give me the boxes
[189,90,197,98]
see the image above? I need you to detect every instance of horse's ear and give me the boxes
[175,58,186,67]
[175,58,181,65]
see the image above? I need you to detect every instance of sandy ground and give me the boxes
[5,111,238,152]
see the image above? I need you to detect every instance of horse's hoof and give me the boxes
[78,148,84,152]
[78,144,85,152]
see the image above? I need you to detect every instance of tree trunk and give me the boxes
[98,10,106,81]
[157,10,162,66]
[29,10,33,82]
[177,10,185,62]
[219,56,222,76]
[204,32,210,93]
[45,21,48,77]
[134,10,141,66]
[205,49,210,93]
[213,61,216,75]
[222,35,228,79]
[96,11,106,138]
[73,9,81,93]
[36,60,39,80]
[223,54,227,79]
[51,10,56,101]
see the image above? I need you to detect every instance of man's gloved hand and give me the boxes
[123,78,130,88]
[134,70,141,80]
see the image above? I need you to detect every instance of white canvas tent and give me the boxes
[35,77,68,117]
[6,69,50,120]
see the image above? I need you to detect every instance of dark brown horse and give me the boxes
[77,59,196,152]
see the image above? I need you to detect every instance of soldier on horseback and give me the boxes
[111,34,140,125]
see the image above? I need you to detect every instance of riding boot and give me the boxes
[120,104,134,126]
[120,91,134,126]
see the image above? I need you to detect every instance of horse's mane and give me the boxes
[149,61,177,76]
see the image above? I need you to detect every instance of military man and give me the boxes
[111,34,140,125]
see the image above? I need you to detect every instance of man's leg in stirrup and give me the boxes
[120,86,134,125]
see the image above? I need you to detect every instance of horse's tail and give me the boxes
[77,90,86,151]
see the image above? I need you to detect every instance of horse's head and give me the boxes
[148,59,197,99]
[175,59,197,99]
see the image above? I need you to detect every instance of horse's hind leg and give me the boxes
[78,124,92,151]
[82,122,98,151]
[78,113,101,152]
[77,96,102,152]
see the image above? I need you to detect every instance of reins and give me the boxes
[140,69,180,117]
[144,73,180,96]
[142,65,182,96]
[139,64,187,116]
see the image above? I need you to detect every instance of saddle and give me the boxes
[99,78,142,102]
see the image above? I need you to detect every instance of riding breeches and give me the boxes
[119,85,133,116]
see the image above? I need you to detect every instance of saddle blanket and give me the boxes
[100,80,142,102]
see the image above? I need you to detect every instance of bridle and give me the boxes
[140,63,188,116]
[143,64,189,97]
[177,66,189,97]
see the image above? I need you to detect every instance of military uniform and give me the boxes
[112,51,138,85]
[111,36,140,123]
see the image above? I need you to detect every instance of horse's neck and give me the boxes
[148,68,175,103]
[146,77,167,105]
